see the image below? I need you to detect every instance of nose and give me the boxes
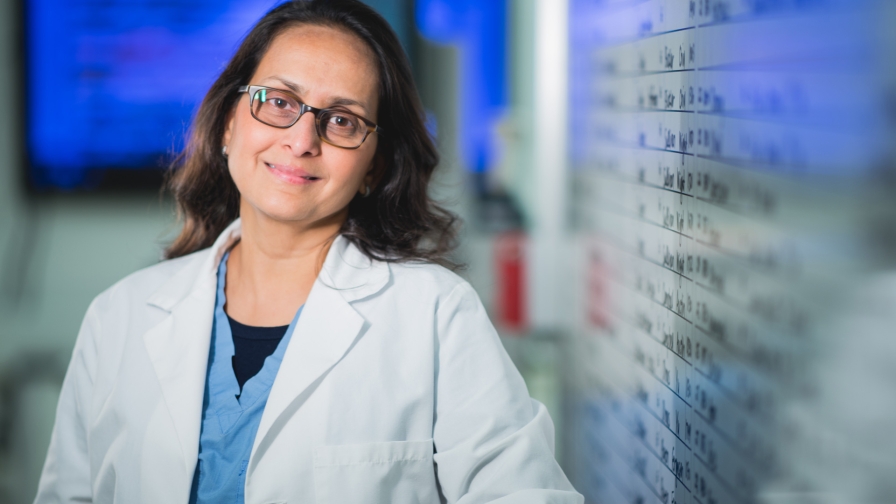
[281,107,321,157]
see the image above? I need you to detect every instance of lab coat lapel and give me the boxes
[142,220,241,480]
[251,236,391,466]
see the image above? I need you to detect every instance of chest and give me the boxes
[91,298,439,495]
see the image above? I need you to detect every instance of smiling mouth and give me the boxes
[265,162,320,182]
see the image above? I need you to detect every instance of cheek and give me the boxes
[232,113,273,154]
[227,116,274,182]
[327,150,374,191]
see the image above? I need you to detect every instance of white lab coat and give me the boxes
[34,219,582,504]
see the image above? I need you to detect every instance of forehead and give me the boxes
[252,24,380,114]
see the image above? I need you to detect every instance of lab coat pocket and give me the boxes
[313,439,438,504]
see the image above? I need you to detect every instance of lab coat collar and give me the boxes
[142,218,391,485]
[146,218,242,312]
[318,231,392,302]
[146,218,391,310]
[141,220,240,482]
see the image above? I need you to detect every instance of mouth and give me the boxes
[265,162,321,184]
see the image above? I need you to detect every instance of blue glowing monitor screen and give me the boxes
[26,0,282,190]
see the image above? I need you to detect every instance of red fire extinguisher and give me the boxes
[494,232,527,333]
[588,249,611,329]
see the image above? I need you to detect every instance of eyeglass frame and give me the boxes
[237,85,382,149]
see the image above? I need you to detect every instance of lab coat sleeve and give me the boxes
[33,296,102,503]
[432,281,583,504]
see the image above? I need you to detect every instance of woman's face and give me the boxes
[223,24,380,227]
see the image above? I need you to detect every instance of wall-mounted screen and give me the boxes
[25,0,283,191]
[25,0,412,192]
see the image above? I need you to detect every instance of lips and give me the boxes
[264,162,320,185]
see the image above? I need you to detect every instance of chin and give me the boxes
[261,205,316,224]
[242,191,312,222]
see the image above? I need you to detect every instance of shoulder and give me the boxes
[385,260,478,309]
[329,236,473,306]
[388,260,468,291]
[70,248,212,367]
[88,248,211,315]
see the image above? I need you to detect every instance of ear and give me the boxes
[364,152,386,187]
[358,153,386,195]
[222,107,237,151]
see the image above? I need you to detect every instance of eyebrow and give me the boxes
[267,75,371,116]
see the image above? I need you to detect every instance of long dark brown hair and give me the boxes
[165,0,459,268]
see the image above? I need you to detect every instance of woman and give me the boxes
[35,1,582,502]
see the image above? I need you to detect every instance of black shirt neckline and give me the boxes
[227,315,290,340]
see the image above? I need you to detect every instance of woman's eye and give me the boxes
[258,91,296,113]
[329,114,357,128]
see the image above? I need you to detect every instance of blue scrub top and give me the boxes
[189,252,303,503]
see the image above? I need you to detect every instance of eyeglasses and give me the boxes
[237,85,381,149]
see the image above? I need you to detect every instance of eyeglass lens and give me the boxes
[250,88,368,148]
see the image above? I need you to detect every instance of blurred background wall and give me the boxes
[2,0,896,503]
[0,0,175,499]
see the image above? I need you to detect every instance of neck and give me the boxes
[224,203,346,326]
[237,209,343,269]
